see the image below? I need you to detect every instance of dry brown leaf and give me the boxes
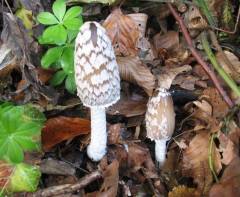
[168,185,200,197]
[90,160,119,197]
[182,132,222,195]
[193,100,213,116]
[153,31,179,53]
[107,93,147,117]
[42,116,90,151]
[202,87,229,119]
[218,132,237,165]
[158,65,192,89]
[117,56,156,96]
[128,13,148,36]
[109,143,158,179]
[216,50,240,82]
[209,157,240,197]
[103,8,140,56]
[108,123,122,145]
[0,160,13,189]
[172,74,199,90]
[183,5,208,30]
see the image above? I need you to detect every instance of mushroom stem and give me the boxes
[87,107,107,161]
[155,139,168,166]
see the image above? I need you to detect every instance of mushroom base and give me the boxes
[87,107,107,161]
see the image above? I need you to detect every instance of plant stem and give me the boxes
[208,134,219,182]
[167,3,234,107]
[201,33,240,98]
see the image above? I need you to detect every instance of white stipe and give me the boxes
[87,107,107,161]
[155,139,168,166]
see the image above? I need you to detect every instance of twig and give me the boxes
[212,5,240,34]
[32,170,102,197]
[167,3,234,107]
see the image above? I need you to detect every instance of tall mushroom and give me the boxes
[74,22,120,161]
[145,88,175,166]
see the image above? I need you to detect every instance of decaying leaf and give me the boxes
[153,31,179,54]
[168,185,200,197]
[183,5,208,30]
[111,143,158,180]
[202,87,229,118]
[216,50,240,82]
[42,116,90,151]
[128,13,148,36]
[117,56,156,96]
[158,65,192,89]
[209,157,240,197]
[108,123,122,145]
[218,133,237,165]
[87,160,119,197]
[103,8,140,56]
[107,93,147,117]
[182,132,222,194]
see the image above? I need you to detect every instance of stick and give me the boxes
[167,3,234,107]
[32,170,102,197]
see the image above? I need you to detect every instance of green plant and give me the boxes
[0,103,45,164]
[37,0,83,93]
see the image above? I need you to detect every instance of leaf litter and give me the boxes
[0,0,240,196]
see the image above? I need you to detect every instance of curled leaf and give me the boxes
[42,116,90,151]
[117,56,156,96]
[103,8,140,56]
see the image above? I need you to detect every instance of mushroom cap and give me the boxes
[145,88,175,140]
[74,22,120,108]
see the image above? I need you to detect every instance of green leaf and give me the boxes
[64,18,82,30]
[61,47,74,74]
[53,0,66,22]
[10,163,41,192]
[67,30,78,43]
[37,12,59,25]
[65,74,76,94]
[14,136,40,151]
[42,24,67,45]
[0,103,45,164]
[41,46,64,68]
[50,70,67,86]
[63,6,82,21]
[7,140,24,164]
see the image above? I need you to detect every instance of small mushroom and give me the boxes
[145,88,175,166]
[74,22,120,161]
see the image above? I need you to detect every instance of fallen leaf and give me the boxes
[209,157,240,197]
[153,31,179,53]
[117,56,156,96]
[168,185,200,197]
[158,65,192,89]
[193,100,213,116]
[87,160,119,197]
[107,94,147,117]
[128,13,148,36]
[103,8,140,56]
[108,123,122,145]
[218,133,237,165]
[42,116,90,151]
[202,87,229,119]
[182,132,222,195]
[183,5,208,30]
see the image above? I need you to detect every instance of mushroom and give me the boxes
[74,21,120,161]
[145,88,175,166]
